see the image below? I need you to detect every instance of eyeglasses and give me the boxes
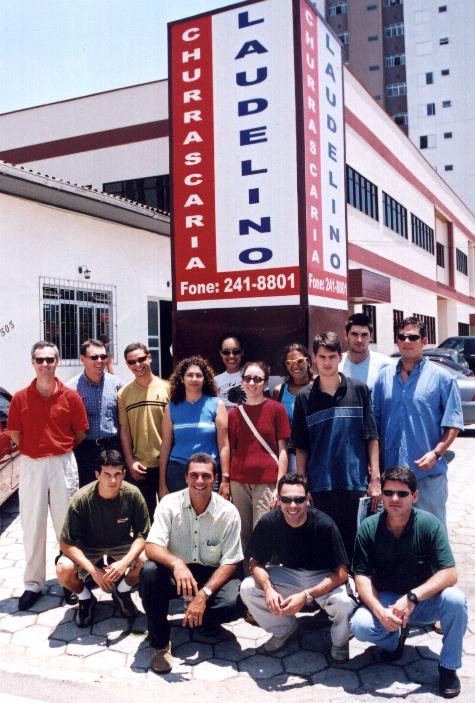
[126,355,148,366]
[242,375,265,384]
[221,348,242,356]
[382,489,412,498]
[87,354,108,361]
[34,357,56,365]
[397,334,421,342]
[285,356,307,368]
[279,495,306,504]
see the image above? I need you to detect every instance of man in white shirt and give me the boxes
[340,313,391,391]
[140,452,243,674]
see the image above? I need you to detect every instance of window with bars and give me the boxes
[386,83,407,97]
[383,192,408,238]
[456,249,468,275]
[384,23,404,38]
[411,214,434,254]
[413,313,436,344]
[362,305,378,343]
[40,278,116,365]
[346,166,379,220]
[436,242,445,268]
[393,309,404,343]
[458,322,470,335]
[385,54,406,67]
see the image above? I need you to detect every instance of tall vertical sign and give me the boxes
[170,0,348,367]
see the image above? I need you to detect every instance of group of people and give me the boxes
[5,313,467,698]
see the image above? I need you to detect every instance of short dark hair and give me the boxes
[80,339,106,356]
[124,342,149,359]
[277,472,308,495]
[242,360,270,382]
[381,466,417,493]
[345,313,373,335]
[185,452,217,476]
[97,448,125,471]
[398,316,426,338]
[219,332,243,350]
[312,331,342,355]
[31,341,59,360]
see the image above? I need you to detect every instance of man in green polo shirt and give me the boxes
[350,466,467,699]
[56,448,150,627]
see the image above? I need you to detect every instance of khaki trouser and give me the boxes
[230,480,274,556]
[19,452,78,591]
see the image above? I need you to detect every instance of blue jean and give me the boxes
[416,473,448,530]
[350,587,467,669]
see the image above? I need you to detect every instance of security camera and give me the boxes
[78,265,92,280]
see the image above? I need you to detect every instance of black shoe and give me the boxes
[112,590,138,618]
[380,625,409,662]
[75,593,97,627]
[439,665,461,699]
[63,587,79,605]
[18,590,41,611]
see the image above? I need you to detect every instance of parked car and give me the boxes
[390,353,475,426]
[0,387,20,505]
[437,336,475,373]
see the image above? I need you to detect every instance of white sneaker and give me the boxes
[331,642,350,661]
[263,622,298,652]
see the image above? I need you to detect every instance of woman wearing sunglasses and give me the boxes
[159,356,229,498]
[272,344,314,471]
[226,361,290,561]
[215,334,245,410]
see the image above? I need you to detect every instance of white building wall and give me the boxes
[0,192,171,392]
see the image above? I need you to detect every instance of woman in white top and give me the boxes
[214,333,245,410]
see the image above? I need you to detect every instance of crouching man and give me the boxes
[240,473,355,659]
[140,453,243,674]
[350,467,467,699]
[56,448,150,626]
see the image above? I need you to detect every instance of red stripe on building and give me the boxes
[0,120,169,164]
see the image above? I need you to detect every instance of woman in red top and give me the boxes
[225,361,290,561]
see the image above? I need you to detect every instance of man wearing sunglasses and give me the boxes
[67,339,124,487]
[372,317,463,528]
[7,341,89,611]
[118,343,170,517]
[240,473,355,660]
[351,467,467,698]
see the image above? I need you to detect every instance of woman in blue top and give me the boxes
[159,356,229,497]
[272,344,314,471]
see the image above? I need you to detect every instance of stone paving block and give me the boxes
[192,625,233,644]
[11,624,51,645]
[110,665,149,680]
[238,653,284,679]
[37,606,74,627]
[29,595,62,613]
[283,649,327,675]
[338,647,377,671]
[0,597,21,615]
[263,635,300,658]
[460,655,475,678]
[300,629,330,653]
[127,643,153,671]
[110,631,146,655]
[0,612,38,632]
[406,659,438,685]
[82,648,128,672]
[27,639,66,658]
[92,603,115,622]
[229,621,268,642]
[311,666,360,691]
[359,662,411,691]
[48,653,85,671]
[130,613,148,634]
[92,616,130,637]
[170,624,191,648]
[192,658,238,681]
[0,631,12,645]
[53,620,93,642]
[173,641,213,665]
[212,638,255,662]
[66,634,107,656]
[463,634,475,655]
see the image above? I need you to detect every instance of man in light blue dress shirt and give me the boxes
[372,317,463,528]
[340,313,392,391]
[68,339,123,486]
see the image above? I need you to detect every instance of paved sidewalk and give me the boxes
[0,433,474,701]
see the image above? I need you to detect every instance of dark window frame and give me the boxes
[411,214,434,254]
[383,192,408,238]
[346,166,379,221]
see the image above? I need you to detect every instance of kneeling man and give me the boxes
[240,473,355,659]
[140,453,243,674]
[57,448,150,626]
[350,466,467,699]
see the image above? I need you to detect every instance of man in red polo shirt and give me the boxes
[7,341,89,610]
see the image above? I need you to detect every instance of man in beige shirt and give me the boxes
[118,343,170,517]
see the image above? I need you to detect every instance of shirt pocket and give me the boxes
[408,551,432,583]
[200,542,222,565]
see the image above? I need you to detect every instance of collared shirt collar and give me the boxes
[314,371,347,398]
[382,507,416,538]
[396,356,427,376]
[82,370,105,388]
[182,487,217,517]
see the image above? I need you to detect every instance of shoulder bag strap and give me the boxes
[238,404,279,464]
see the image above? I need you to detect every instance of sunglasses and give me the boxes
[397,334,421,342]
[221,348,242,356]
[382,489,412,498]
[285,356,307,368]
[242,375,265,384]
[126,355,148,366]
[87,354,108,361]
[279,495,306,504]
[34,357,56,365]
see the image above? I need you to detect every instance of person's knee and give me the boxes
[349,606,373,641]
[239,576,258,606]
[55,557,76,585]
[330,591,357,618]
[440,586,467,613]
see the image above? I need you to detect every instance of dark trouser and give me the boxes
[74,437,121,487]
[311,489,366,564]
[126,466,158,520]
[139,561,240,648]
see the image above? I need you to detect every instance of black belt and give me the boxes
[85,436,119,447]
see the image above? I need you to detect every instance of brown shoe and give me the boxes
[151,642,173,674]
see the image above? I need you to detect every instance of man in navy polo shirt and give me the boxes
[292,332,381,561]
[67,338,123,487]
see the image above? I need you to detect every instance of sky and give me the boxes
[0,0,233,113]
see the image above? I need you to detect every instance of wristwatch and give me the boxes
[407,590,419,605]
[433,449,442,460]
[304,589,313,605]
[201,585,213,598]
